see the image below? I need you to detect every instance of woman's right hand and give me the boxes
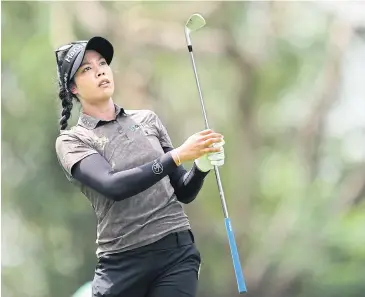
[172,129,224,164]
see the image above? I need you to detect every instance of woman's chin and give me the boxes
[99,88,114,100]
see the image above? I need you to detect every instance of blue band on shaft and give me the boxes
[224,218,247,293]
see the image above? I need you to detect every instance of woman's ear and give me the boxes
[70,83,78,95]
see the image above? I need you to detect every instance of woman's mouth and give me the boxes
[99,79,111,87]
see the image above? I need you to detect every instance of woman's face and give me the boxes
[71,50,115,104]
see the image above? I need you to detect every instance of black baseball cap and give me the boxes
[55,36,114,90]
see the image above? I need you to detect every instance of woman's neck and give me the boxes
[81,98,116,121]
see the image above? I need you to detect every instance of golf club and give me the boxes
[184,13,247,294]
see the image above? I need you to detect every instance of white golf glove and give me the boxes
[195,139,225,172]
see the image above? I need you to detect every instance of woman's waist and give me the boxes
[95,218,191,257]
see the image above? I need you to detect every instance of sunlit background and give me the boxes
[2,1,365,297]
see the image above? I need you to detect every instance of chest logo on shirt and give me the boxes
[152,160,163,175]
[128,124,141,132]
[128,123,148,132]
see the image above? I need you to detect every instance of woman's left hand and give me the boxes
[194,139,225,172]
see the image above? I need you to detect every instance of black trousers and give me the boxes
[92,230,201,297]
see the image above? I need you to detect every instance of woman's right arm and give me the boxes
[56,129,223,201]
[72,152,178,201]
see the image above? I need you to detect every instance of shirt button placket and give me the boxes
[115,121,128,139]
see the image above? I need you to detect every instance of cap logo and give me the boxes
[65,44,83,63]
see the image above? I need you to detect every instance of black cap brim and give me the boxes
[69,36,114,79]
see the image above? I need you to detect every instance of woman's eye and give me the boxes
[100,61,107,66]
[83,66,91,72]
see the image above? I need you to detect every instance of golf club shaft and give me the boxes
[187,47,247,294]
[188,51,210,134]
[188,50,229,218]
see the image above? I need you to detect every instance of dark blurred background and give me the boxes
[2,1,365,297]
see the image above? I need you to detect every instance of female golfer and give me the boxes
[55,36,225,297]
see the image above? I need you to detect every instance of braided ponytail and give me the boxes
[56,50,77,131]
[59,88,73,130]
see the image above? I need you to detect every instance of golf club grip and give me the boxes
[225,218,247,294]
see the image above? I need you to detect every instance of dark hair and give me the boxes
[56,50,78,131]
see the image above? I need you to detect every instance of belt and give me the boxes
[99,230,195,261]
[153,229,195,248]
[132,229,195,253]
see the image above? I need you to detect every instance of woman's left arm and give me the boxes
[153,111,211,203]
[163,147,209,204]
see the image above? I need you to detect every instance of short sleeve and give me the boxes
[55,132,99,178]
[153,112,174,149]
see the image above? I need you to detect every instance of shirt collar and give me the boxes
[77,104,127,130]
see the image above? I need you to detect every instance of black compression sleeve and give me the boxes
[163,147,209,204]
[71,152,178,201]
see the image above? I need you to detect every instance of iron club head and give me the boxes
[184,13,206,47]
[185,13,206,33]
